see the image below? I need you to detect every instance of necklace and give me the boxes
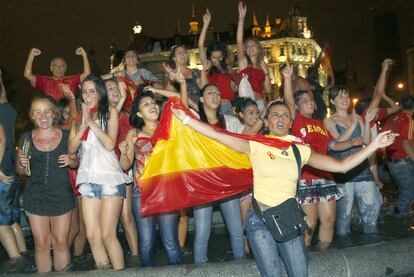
[33,130,60,145]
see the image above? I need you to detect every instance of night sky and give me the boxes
[0,0,413,115]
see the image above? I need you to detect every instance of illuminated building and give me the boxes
[110,4,329,97]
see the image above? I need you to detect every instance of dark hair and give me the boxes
[56,98,70,125]
[123,48,140,63]
[294,90,312,105]
[29,95,59,126]
[264,100,290,120]
[198,83,225,128]
[354,96,372,115]
[233,97,258,114]
[78,75,110,131]
[206,42,229,74]
[328,85,348,113]
[129,87,156,130]
[168,44,187,69]
[401,95,414,111]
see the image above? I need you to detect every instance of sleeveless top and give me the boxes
[328,123,372,183]
[239,67,265,97]
[19,130,74,216]
[133,137,153,190]
[76,120,132,186]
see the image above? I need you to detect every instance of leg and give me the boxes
[178,209,189,248]
[0,225,21,258]
[132,186,156,267]
[335,182,355,236]
[354,181,378,234]
[388,161,414,214]
[50,210,72,271]
[159,212,182,265]
[239,194,251,254]
[277,235,308,277]
[317,200,336,243]
[28,214,52,273]
[0,181,24,258]
[82,197,109,267]
[120,184,138,256]
[193,204,213,263]
[301,203,318,246]
[68,200,80,248]
[245,209,282,277]
[220,197,245,259]
[11,223,27,253]
[101,197,124,269]
[73,196,87,257]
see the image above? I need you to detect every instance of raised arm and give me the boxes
[24,48,41,86]
[383,93,399,116]
[75,47,91,82]
[115,81,127,112]
[161,63,189,108]
[281,63,296,119]
[198,9,211,65]
[309,130,396,173]
[368,59,393,111]
[174,108,250,154]
[236,2,247,69]
[59,84,78,130]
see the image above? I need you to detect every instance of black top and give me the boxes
[0,103,17,176]
[19,130,74,216]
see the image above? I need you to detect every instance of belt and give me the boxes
[389,157,411,163]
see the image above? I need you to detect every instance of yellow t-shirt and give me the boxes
[248,140,311,207]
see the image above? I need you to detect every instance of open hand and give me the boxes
[0,170,14,185]
[58,154,70,168]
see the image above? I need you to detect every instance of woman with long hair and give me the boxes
[105,78,139,257]
[118,72,186,266]
[236,2,272,111]
[198,9,236,115]
[69,75,132,270]
[17,96,76,272]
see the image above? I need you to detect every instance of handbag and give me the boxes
[252,144,308,243]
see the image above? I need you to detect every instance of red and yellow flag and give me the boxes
[139,98,295,215]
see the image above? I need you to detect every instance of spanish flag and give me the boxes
[139,98,295,215]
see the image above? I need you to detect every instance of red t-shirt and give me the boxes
[34,74,81,100]
[239,67,265,97]
[115,112,132,159]
[384,111,414,158]
[291,113,333,180]
[208,72,234,101]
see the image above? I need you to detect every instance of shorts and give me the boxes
[0,178,21,225]
[298,178,342,205]
[78,183,126,199]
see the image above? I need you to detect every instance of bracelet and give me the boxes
[182,115,191,125]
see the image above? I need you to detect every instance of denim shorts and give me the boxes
[0,179,21,226]
[78,183,126,199]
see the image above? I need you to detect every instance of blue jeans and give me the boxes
[0,177,20,225]
[193,197,244,263]
[132,186,181,267]
[245,209,308,277]
[335,181,379,235]
[388,159,414,214]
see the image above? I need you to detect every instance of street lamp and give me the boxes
[397,82,404,89]
[133,22,142,34]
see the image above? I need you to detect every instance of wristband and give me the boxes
[182,115,191,125]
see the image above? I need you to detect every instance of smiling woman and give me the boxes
[68,75,132,270]
[16,95,76,273]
